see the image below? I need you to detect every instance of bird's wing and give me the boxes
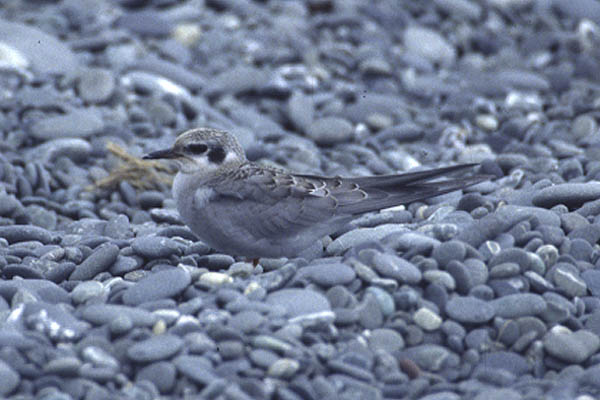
[207,163,485,238]
[206,165,342,239]
[295,163,486,215]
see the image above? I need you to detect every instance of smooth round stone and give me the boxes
[287,90,314,132]
[582,270,600,296]
[229,310,265,333]
[267,358,300,379]
[431,240,466,267]
[71,281,105,304]
[369,328,405,353]
[30,109,105,141]
[446,296,495,324]
[198,272,233,286]
[77,67,115,103]
[489,262,520,279]
[110,256,141,275]
[249,349,279,369]
[0,225,54,244]
[69,243,119,281]
[266,289,330,318]
[553,266,587,297]
[44,356,82,376]
[298,262,356,286]
[327,224,408,254]
[543,327,600,364]
[475,351,530,376]
[173,355,218,385]
[82,346,119,370]
[117,10,174,37]
[532,183,600,209]
[0,279,69,304]
[413,307,442,331]
[372,253,421,284]
[490,294,546,318]
[404,26,456,66]
[80,304,156,327]
[104,214,132,240]
[365,286,395,317]
[136,361,176,394]
[0,359,19,396]
[402,344,451,372]
[422,270,455,290]
[127,334,184,363]
[131,236,182,259]
[306,116,354,145]
[122,268,191,306]
[204,65,271,96]
[0,20,78,74]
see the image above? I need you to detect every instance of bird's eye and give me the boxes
[186,143,208,154]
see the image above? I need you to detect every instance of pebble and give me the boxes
[446,296,495,324]
[413,307,442,331]
[265,289,331,318]
[306,116,354,146]
[296,262,356,286]
[127,334,184,363]
[69,243,119,281]
[136,361,176,394]
[372,253,422,284]
[0,360,19,396]
[80,304,157,327]
[29,109,105,141]
[543,327,600,363]
[77,67,115,103]
[0,19,78,74]
[122,267,191,306]
[403,26,456,66]
[131,236,182,259]
[532,183,600,209]
[0,225,54,244]
[491,294,547,318]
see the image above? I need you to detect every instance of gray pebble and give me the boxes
[372,253,421,284]
[543,328,600,364]
[404,26,456,66]
[446,296,495,324]
[136,361,176,394]
[173,355,218,385]
[0,225,54,244]
[30,109,105,141]
[80,304,157,327]
[491,294,546,318]
[131,236,182,259]
[296,262,356,286]
[533,183,600,209]
[0,360,19,396]
[69,243,119,281]
[306,116,354,146]
[77,67,115,103]
[122,268,191,306]
[0,20,78,74]
[127,334,184,363]
[265,288,331,318]
[368,328,405,353]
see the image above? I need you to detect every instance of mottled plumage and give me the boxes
[144,128,486,258]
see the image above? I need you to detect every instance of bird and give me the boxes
[143,127,487,259]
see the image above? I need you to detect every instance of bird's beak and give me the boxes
[143,148,179,160]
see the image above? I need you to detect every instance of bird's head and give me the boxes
[143,127,247,175]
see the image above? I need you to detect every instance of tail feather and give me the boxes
[338,165,488,215]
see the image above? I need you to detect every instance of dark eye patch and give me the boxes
[208,146,226,164]
[186,143,208,154]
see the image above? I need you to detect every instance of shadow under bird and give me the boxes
[143,128,487,258]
